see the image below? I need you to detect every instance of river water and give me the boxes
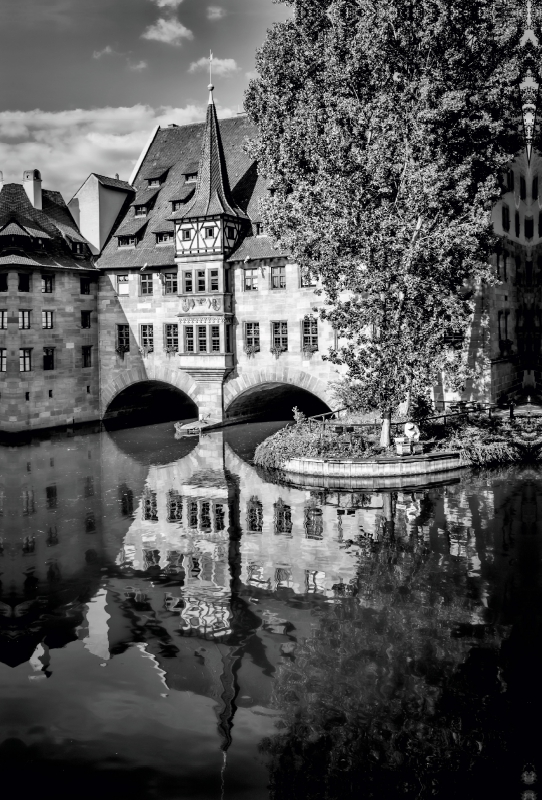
[0,420,540,799]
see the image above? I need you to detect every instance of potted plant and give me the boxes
[244,344,259,359]
[115,345,129,360]
[270,345,284,359]
[302,344,318,359]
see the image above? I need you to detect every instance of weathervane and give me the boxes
[209,50,214,88]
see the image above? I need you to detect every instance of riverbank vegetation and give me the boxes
[253,409,542,470]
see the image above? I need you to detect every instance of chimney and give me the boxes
[23,169,42,210]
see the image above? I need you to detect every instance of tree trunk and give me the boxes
[380,409,391,448]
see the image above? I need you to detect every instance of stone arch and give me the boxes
[101,365,199,417]
[223,367,334,415]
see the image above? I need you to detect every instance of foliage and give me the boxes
[438,414,542,466]
[260,500,510,800]
[245,0,523,430]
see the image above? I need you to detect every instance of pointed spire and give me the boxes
[179,85,248,221]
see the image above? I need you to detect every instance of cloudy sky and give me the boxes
[0,0,290,198]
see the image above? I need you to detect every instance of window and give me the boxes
[41,275,54,293]
[188,501,198,528]
[0,310,6,329]
[19,348,32,372]
[185,172,198,183]
[244,268,258,291]
[143,489,158,521]
[140,324,154,352]
[18,274,30,292]
[82,346,92,368]
[205,227,215,239]
[117,324,130,353]
[226,324,232,353]
[182,229,191,241]
[184,325,194,352]
[80,278,91,295]
[211,325,220,352]
[300,267,317,287]
[515,211,521,237]
[43,348,55,370]
[167,490,183,523]
[304,506,323,539]
[0,275,7,292]
[157,232,174,244]
[164,272,178,294]
[272,321,288,351]
[148,178,160,187]
[246,497,263,533]
[81,310,91,328]
[526,217,534,240]
[72,242,85,255]
[42,310,53,329]
[0,349,6,372]
[255,222,265,236]
[271,265,286,289]
[171,201,182,212]
[165,323,178,351]
[508,170,514,192]
[140,274,153,295]
[134,205,147,217]
[118,236,136,248]
[245,322,260,352]
[19,310,31,329]
[197,270,206,292]
[210,270,219,291]
[502,205,510,232]
[183,271,193,293]
[118,484,134,516]
[303,315,318,350]
[226,225,236,239]
[22,489,35,516]
[117,274,129,295]
[46,485,57,510]
[274,499,292,535]
[197,325,207,352]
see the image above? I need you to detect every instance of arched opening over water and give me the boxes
[103,380,198,430]
[225,381,331,421]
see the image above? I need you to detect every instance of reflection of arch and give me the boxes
[101,366,199,417]
[223,368,333,414]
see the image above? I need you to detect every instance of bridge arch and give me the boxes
[224,367,334,419]
[101,366,199,421]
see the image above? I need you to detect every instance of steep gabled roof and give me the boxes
[0,221,30,237]
[94,174,134,192]
[176,88,249,222]
[0,184,96,271]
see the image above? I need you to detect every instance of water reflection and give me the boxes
[0,424,540,797]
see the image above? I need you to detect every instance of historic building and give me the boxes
[1,81,539,433]
[0,172,100,433]
[78,85,338,426]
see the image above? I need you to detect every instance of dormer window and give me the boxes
[172,201,183,212]
[148,179,160,187]
[185,173,198,184]
[134,205,147,218]
[255,222,265,236]
[72,242,86,255]
[118,236,136,248]
[156,232,174,244]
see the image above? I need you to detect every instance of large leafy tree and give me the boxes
[245,0,524,444]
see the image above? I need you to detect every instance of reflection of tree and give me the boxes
[261,526,508,800]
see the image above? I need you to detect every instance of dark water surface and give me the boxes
[0,421,540,799]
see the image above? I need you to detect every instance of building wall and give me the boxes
[68,176,129,256]
[0,269,99,432]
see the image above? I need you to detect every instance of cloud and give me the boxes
[0,103,236,199]
[128,60,148,71]
[142,17,193,45]
[207,6,225,20]
[93,45,115,59]
[189,57,239,77]
[151,0,185,6]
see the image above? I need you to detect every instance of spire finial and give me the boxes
[208,51,214,104]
